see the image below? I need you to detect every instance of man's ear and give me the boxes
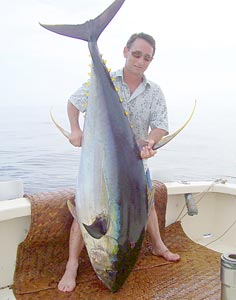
[123,47,128,58]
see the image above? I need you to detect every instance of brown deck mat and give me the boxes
[13,181,221,299]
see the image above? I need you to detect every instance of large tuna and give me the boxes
[41,0,151,292]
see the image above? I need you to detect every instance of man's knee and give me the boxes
[150,203,156,213]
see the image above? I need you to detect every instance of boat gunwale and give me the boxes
[1,181,236,222]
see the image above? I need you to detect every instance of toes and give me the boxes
[163,250,180,262]
[152,248,180,262]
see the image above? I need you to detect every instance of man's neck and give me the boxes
[123,68,143,94]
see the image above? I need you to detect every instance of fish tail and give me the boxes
[39,0,125,42]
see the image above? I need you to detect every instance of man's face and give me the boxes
[123,38,154,77]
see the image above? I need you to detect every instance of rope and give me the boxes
[175,178,236,249]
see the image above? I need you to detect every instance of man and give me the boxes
[58,32,180,293]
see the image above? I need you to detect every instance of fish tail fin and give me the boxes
[39,0,125,42]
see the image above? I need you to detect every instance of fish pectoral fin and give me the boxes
[67,200,79,223]
[83,215,109,239]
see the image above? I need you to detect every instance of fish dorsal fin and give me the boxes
[83,214,109,239]
[153,100,197,150]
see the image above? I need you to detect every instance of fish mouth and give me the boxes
[89,233,145,292]
[89,247,119,291]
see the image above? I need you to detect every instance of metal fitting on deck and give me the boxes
[184,193,198,216]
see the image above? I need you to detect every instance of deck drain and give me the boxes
[203,233,212,238]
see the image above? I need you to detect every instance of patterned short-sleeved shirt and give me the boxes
[69,69,169,141]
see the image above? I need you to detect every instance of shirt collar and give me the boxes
[114,69,151,88]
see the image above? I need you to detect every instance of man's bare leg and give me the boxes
[58,219,84,292]
[147,204,180,262]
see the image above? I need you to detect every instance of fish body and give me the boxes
[41,0,150,292]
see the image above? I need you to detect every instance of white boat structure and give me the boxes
[1,177,236,299]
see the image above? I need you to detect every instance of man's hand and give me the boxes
[140,139,157,159]
[69,128,83,147]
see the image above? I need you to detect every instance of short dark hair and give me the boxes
[126,33,156,57]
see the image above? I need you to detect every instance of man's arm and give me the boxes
[147,128,167,144]
[67,101,83,147]
[140,128,167,159]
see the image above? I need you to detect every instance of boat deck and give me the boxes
[12,222,221,300]
[2,180,236,299]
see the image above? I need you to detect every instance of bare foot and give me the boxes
[152,248,180,262]
[58,261,78,292]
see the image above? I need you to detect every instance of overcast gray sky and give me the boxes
[1,0,236,113]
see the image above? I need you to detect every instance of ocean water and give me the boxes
[0,103,236,194]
